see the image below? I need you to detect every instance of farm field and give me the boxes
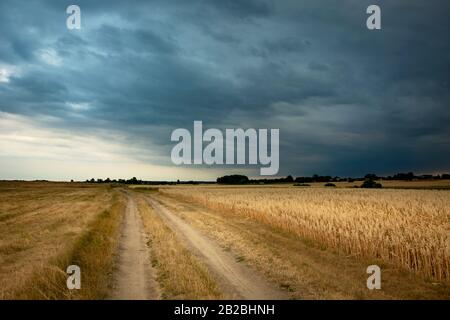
[1,181,449,299]
[145,190,450,299]
[160,186,450,283]
[0,182,125,299]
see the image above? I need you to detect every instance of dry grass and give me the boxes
[135,193,223,299]
[0,182,125,299]
[161,186,450,283]
[155,194,450,299]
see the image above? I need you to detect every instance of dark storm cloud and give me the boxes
[0,0,449,177]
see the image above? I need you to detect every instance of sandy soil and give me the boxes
[145,195,287,300]
[110,193,159,300]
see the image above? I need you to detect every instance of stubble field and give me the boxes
[160,186,450,283]
[0,182,125,299]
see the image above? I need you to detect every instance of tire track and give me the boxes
[145,195,287,300]
[110,193,159,300]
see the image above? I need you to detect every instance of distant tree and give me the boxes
[217,175,249,184]
[90,178,95,183]
[105,178,111,183]
[361,179,382,188]
[128,177,138,184]
[393,172,415,181]
[324,182,336,187]
[285,175,294,183]
[97,179,103,183]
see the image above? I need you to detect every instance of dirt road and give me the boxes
[110,194,159,300]
[145,195,287,300]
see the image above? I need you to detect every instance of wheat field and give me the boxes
[161,186,450,283]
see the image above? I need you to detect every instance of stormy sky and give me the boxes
[0,0,449,180]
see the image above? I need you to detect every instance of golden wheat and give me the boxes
[161,186,450,282]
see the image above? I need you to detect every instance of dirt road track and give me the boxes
[110,193,159,300]
[145,195,287,300]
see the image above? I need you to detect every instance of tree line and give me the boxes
[216,172,449,185]
[83,172,450,186]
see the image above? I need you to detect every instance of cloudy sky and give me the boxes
[0,0,449,181]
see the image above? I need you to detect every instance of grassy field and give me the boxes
[0,182,125,299]
[1,181,449,300]
[152,191,449,299]
[160,186,450,283]
[136,193,224,299]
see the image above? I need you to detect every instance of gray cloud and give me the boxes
[0,0,449,179]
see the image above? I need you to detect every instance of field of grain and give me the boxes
[161,186,450,283]
[0,182,124,299]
